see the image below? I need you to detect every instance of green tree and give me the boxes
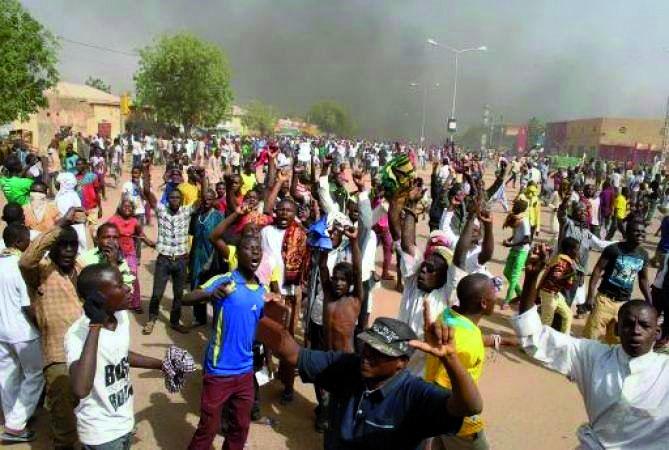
[0,0,59,124]
[134,32,233,133]
[306,100,354,136]
[85,76,111,93]
[527,116,545,148]
[241,100,278,136]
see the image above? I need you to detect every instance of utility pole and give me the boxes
[663,95,669,159]
[481,104,491,155]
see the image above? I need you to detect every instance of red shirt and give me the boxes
[76,172,100,210]
[107,215,138,255]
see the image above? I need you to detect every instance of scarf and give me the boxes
[281,221,308,285]
[380,154,415,194]
[55,172,82,214]
[29,192,48,222]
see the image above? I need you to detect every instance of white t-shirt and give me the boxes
[0,252,39,343]
[131,141,143,157]
[511,218,531,252]
[65,311,133,446]
[611,172,621,188]
[443,245,492,307]
[112,145,123,164]
[261,226,288,294]
[122,181,145,215]
[589,197,601,226]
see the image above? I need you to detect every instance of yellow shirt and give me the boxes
[178,182,199,206]
[240,173,257,197]
[424,309,484,436]
[614,194,628,220]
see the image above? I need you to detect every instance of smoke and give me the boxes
[20,0,669,141]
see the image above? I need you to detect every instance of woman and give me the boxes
[189,189,224,326]
[55,171,88,252]
[107,199,155,312]
[23,181,60,233]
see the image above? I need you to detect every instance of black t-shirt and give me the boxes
[598,243,648,301]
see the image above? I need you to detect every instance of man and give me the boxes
[585,217,651,343]
[258,310,482,450]
[66,264,165,449]
[63,144,79,174]
[0,153,34,206]
[182,233,266,450]
[142,166,206,335]
[74,159,103,241]
[513,244,669,449]
[19,207,85,449]
[0,224,43,443]
[78,222,135,290]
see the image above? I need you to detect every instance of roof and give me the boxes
[48,81,120,106]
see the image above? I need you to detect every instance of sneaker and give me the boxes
[142,321,155,335]
[1,430,36,443]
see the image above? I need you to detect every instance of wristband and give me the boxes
[89,323,103,329]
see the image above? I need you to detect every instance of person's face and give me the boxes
[245,191,258,209]
[215,183,225,198]
[626,222,645,245]
[168,191,183,211]
[360,343,405,380]
[584,185,594,198]
[574,205,587,223]
[97,226,120,250]
[275,201,296,229]
[617,307,659,357]
[101,270,132,313]
[75,160,85,173]
[120,200,134,218]
[230,176,241,193]
[237,237,262,273]
[331,268,351,298]
[481,279,497,315]
[31,184,47,195]
[417,254,447,291]
[131,168,141,182]
[203,190,215,209]
[347,201,359,222]
[52,237,78,271]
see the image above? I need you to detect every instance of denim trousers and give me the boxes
[148,254,187,325]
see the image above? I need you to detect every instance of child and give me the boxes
[502,198,531,306]
[182,233,266,450]
[65,263,166,449]
[107,199,156,313]
[319,226,362,352]
[537,237,580,333]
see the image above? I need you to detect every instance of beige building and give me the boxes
[12,81,122,151]
[546,117,665,157]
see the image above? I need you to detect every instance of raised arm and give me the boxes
[69,327,101,399]
[257,315,302,366]
[142,167,159,211]
[344,226,363,299]
[264,170,289,215]
[399,186,425,256]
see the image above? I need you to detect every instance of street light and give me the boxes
[409,82,440,145]
[427,38,487,133]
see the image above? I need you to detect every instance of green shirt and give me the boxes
[0,176,34,206]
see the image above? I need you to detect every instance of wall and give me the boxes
[599,118,664,148]
[91,104,121,138]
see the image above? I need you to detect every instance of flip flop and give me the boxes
[2,430,36,443]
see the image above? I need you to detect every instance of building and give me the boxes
[215,105,248,136]
[545,117,664,163]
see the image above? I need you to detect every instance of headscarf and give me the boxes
[29,192,48,222]
[55,172,81,214]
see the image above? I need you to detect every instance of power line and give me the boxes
[57,35,139,57]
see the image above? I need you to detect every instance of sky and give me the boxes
[21,0,669,140]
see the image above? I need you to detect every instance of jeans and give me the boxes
[148,254,187,325]
[188,372,254,450]
[83,432,132,449]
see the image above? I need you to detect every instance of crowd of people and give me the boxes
[0,129,668,449]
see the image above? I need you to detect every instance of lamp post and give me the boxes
[409,82,439,145]
[427,38,487,134]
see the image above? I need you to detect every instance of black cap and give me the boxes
[356,317,417,357]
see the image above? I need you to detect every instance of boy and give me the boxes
[66,263,164,449]
[182,233,265,450]
[0,224,43,443]
[537,237,580,333]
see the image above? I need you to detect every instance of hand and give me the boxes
[235,202,252,216]
[58,207,85,227]
[83,291,108,325]
[264,292,282,303]
[212,280,235,301]
[525,243,551,276]
[477,204,492,224]
[409,300,456,359]
[100,240,120,266]
[343,226,358,241]
[276,169,291,184]
[407,185,425,204]
[352,170,366,191]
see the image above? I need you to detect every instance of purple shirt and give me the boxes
[600,187,614,217]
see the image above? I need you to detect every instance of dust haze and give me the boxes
[21,0,669,141]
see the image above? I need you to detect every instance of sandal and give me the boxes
[142,321,155,335]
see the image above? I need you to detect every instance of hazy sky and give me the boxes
[21,0,669,140]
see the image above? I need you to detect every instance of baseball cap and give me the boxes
[357,317,417,357]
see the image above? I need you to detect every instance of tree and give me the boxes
[134,32,233,133]
[85,76,111,93]
[241,101,278,136]
[306,100,355,136]
[527,116,546,148]
[0,0,59,124]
